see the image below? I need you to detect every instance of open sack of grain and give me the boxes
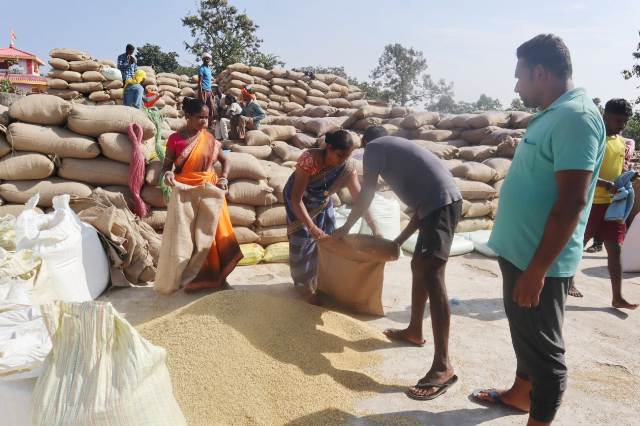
[317,234,400,316]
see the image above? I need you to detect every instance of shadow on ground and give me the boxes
[285,407,523,426]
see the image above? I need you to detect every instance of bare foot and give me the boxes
[383,328,425,346]
[612,298,639,310]
[472,388,530,413]
[568,284,583,298]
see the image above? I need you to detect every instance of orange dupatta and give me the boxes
[174,130,243,291]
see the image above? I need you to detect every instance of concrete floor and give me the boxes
[101,250,640,425]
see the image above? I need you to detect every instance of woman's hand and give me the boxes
[311,227,329,241]
[216,177,229,191]
[163,171,176,187]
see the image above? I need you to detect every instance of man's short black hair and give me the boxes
[604,98,633,117]
[516,34,572,80]
[126,44,135,52]
[362,126,389,144]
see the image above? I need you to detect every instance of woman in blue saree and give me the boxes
[284,130,380,299]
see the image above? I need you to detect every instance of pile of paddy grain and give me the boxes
[137,290,395,426]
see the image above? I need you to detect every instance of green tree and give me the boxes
[622,31,640,105]
[509,97,536,113]
[136,44,181,73]
[182,0,281,74]
[623,113,640,146]
[370,43,428,106]
[422,75,455,110]
[250,52,285,70]
[475,94,502,111]
[295,66,348,78]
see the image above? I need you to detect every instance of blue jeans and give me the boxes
[123,84,144,109]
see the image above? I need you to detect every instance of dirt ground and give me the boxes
[100,250,640,426]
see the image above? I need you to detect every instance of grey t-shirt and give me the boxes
[363,136,461,218]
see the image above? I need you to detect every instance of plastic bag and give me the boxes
[238,243,265,266]
[263,242,289,263]
[30,301,187,426]
[100,67,122,81]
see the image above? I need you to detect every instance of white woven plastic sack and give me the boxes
[16,194,109,301]
[30,301,187,426]
[359,193,401,241]
[466,230,497,258]
[402,233,474,257]
[100,67,122,81]
[622,214,640,272]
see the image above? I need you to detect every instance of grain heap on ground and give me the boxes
[137,290,394,426]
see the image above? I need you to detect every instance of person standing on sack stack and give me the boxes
[471,34,605,425]
[198,52,215,128]
[333,126,463,401]
[162,97,242,292]
[283,130,380,303]
[568,98,638,309]
[229,86,266,140]
[118,44,137,83]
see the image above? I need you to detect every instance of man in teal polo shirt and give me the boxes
[472,34,605,425]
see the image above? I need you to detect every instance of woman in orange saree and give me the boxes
[162,97,243,292]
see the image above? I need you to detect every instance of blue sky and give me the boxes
[3,0,639,106]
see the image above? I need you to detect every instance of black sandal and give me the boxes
[406,375,458,401]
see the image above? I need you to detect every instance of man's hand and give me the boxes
[332,226,348,240]
[512,268,545,308]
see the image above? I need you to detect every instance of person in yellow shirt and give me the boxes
[570,98,638,309]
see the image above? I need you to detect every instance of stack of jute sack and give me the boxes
[0,94,159,217]
[46,48,124,105]
[217,63,366,117]
[139,69,198,119]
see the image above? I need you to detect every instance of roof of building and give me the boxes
[0,73,47,85]
[0,45,45,65]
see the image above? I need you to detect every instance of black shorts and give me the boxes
[414,200,462,261]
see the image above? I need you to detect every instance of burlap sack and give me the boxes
[48,78,69,90]
[326,91,342,99]
[435,115,457,130]
[481,128,526,146]
[450,162,498,183]
[250,66,271,79]
[157,72,181,80]
[415,128,458,141]
[309,80,330,93]
[496,137,519,158]
[272,141,303,162]
[287,87,307,99]
[509,111,533,129]
[0,152,54,180]
[49,48,89,62]
[69,82,104,95]
[317,235,399,316]
[98,59,117,68]
[67,104,156,139]
[99,132,154,164]
[456,217,494,233]
[267,170,293,203]
[82,70,106,82]
[88,91,111,102]
[228,204,256,227]
[0,104,9,127]
[467,112,510,129]
[48,69,83,83]
[6,122,99,158]
[59,157,130,186]
[291,132,317,149]
[165,117,186,131]
[256,205,287,227]
[267,94,288,104]
[48,58,69,70]
[245,130,272,146]
[260,125,297,141]
[328,98,351,109]
[462,200,495,218]
[483,157,512,180]
[353,117,383,131]
[68,60,100,73]
[454,178,498,200]
[306,106,338,118]
[256,225,288,245]
[270,67,286,78]
[47,89,80,101]
[218,152,268,180]
[0,133,10,158]
[0,178,92,207]
[401,112,440,129]
[157,77,179,87]
[9,94,72,126]
[109,88,124,100]
[145,161,163,186]
[305,96,329,107]
[458,145,497,162]
[234,226,260,244]
[230,144,272,160]
[412,140,459,160]
[100,186,135,211]
[227,179,277,206]
[304,118,341,137]
[286,70,304,81]
[461,126,498,144]
[271,78,296,87]
[283,102,304,113]
[158,85,181,96]
[154,183,226,294]
[494,179,504,193]
[141,185,167,208]
[307,88,326,98]
[142,209,167,231]
[160,106,179,119]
